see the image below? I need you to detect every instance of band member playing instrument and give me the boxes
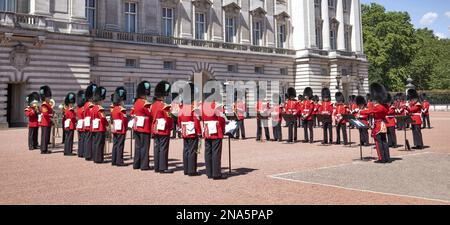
[234,97,246,140]
[91,87,108,163]
[355,95,370,146]
[63,92,77,156]
[256,89,270,141]
[151,81,173,173]
[301,87,314,143]
[349,95,357,128]
[366,93,374,128]
[334,92,348,145]
[297,95,304,128]
[39,86,53,154]
[83,84,97,161]
[111,87,128,167]
[133,81,152,170]
[178,82,202,176]
[312,95,320,128]
[284,87,298,143]
[25,92,40,150]
[75,91,86,157]
[386,94,397,148]
[420,93,431,129]
[319,88,333,144]
[271,93,283,142]
[407,89,424,149]
[369,83,391,163]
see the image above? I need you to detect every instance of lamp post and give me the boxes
[406,77,415,93]
[336,74,342,92]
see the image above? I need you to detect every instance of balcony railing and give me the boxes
[93,29,296,56]
[0,12,49,30]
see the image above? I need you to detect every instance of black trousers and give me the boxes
[133,132,151,170]
[336,123,348,144]
[272,121,282,141]
[235,120,246,139]
[154,135,170,171]
[64,130,74,155]
[112,133,125,165]
[40,126,51,153]
[422,115,431,128]
[375,133,390,162]
[205,139,222,178]
[84,131,93,160]
[312,115,319,127]
[387,126,397,147]
[92,132,105,163]
[359,128,369,146]
[256,118,270,141]
[411,124,423,148]
[287,119,298,142]
[183,138,199,175]
[322,121,333,144]
[77,131,85,157]
[28,127,39,150]
[303,120,313,142]
[62,129,66,144]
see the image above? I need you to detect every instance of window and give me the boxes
[227,64,238,73]
[125,58,137,68]
[225,17,235,43]
[163,61,175,70]
[0,0,15,12]
[344,25,352,51]
[124,82,135,106]
[343,0,349,13]
[328,0,335,9]
[195,12,206,40]
[252,21,262,46]
[280,68,288,75]
[125,2,137,33]
[255,66,264,74]
[315,23,323,49]
[314,0,320,8]
[277,24,286,48]
[85,0,96,29]
[89,55,98,66]
[162,7,174,36]
[330,28,337,50]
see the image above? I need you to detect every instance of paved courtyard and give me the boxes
[0,112,449,205]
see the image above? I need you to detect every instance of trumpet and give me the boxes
[49,99,56,109]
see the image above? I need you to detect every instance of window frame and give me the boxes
[0,0,16,12]
[162,7,174,37]
[277,23,286,48]
[252,20,262,46]
[225,17,236,43]
[124,2,137,33]
[85,0,96,30]
[195,12,206,40]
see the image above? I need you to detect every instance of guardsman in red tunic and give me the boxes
[38,86,53,154]
[256,89,270,141]
[297,94,304,128]
[25,92,40,150]
[271,93,283,142]
[420,93,431,129]
[312,95,320,127]
[111,87,128,166]
[171,93,181,139]
[178,83,202,176]
[386,94,397,148]
[368,83,391,163]
[83,84,97,161]
[63,92,77,156]
[151,81,173,173]
[133,81,152,170]
[407,89,424,149]
[234,98,246,139]
[319,88,333,144]
[75,90,86,158]
[202,91,226,180]
[334,92,348,145]
[284,87,298,143]
[349,95,357,128]
[366,93,374,128]
[91,87,108,163]
[355,95,370,146]
[301,87,314,143]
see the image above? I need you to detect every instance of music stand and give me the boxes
[349,119,369,160]
[396,116,413,151]
[225,114,239,174]
[342,114,356,147]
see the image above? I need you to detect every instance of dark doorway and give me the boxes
[7,83,27,127]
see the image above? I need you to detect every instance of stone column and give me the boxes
[336,0,346,51]
[29,0,50,16]
[350,0,363,53]
[307,0,317,48]
[321,0,330,50]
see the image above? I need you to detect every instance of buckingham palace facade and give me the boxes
[0,0,368,127]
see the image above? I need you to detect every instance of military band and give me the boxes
[39,86,53,154]
[110,87,128,167]
[25,92,40,150]
[63,92,77,156]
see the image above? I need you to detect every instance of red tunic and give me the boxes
[408,101,423,125]
[271,105,283,122]
[178,104,202,139]
[370,103,389,137]
[319,101,334,116]
[91,105,108,132]
[76,107,85,132]
[422,101,430,116]
[151,102,173,136]
[312,102,320,115]
[132,98,152,133]
[39,102,53,127]
[202,102,225,139]
[334,103,348,124]
[385,106,396,127]
[83,101,94,131]
[111,105,128,134]
[25,106,39,128]
[356,108,370,126]
[301,100,314,120]
[284,99,299,115]
[256,100,270,119]
[64,107,77,131]
[235,102,246,120]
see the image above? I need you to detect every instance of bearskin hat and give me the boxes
[287,87,296,99]
[313,95,319,102]
[335,92,344,103]
[420,93,427,101]
[321,88,331,101]
[370,83,388,104]
[136,80,151,97]
[355,95,366,106]
[27,92,40,106]
[155,81,171,97]
[407,89,419,101]
[93,86,107,102]
[76,90,86,107]
[112,86,127,104]
[303,87,313,99]
[39,86,52,99]
[85,83,97,101]
[64,92,76,106]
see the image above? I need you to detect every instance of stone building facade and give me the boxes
[0,0,367,127]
